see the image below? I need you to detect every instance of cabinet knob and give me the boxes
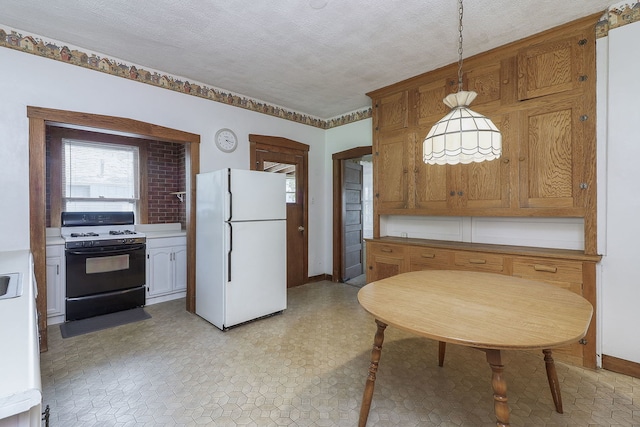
[502,158,510,164]
[450,191,455,196]
[457,191,463,196]
[519,156,525,162]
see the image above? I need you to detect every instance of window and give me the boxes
[62,139,140,215]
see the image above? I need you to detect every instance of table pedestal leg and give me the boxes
[543,349,563,413]
[358,319,387,427]
[486,349,510,427]
[438,341,446,367]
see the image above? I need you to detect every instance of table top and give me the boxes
[357,270,593,351]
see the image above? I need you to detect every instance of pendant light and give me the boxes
[423,0,501,165]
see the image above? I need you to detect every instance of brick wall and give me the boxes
[147,141,186,226]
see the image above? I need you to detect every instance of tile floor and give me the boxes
[41,281,640,426]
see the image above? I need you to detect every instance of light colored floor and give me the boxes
[41,281,640,426]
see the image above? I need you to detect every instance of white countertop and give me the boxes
[0,250,42,420]
[46,224,186,246]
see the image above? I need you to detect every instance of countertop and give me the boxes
[0,250,41,420]
[46,223,186,246]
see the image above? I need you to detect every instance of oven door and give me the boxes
[66,243,146,297]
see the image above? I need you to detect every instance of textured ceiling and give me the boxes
[1,0,612,119]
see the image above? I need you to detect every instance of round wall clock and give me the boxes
[214,128,238,153]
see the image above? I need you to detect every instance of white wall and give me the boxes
[598,20,640,364]
[0,46,330,275]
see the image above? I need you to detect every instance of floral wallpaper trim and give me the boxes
[596,1,640,38]
[0,26,371,130]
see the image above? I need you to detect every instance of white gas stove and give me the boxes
[60,212,146,249]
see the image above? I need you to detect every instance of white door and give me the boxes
[225,219,286,328]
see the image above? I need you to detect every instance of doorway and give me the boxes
[249,134,309,288]
[332,146,373,284]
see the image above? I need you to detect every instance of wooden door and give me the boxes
[342,161,363,281]
[255,151,307,288]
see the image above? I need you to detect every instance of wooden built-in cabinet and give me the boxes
[366,15,601,368]
[366,238,600,368]
[368,14,598,253]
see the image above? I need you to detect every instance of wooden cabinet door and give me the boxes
[374,91,408,132]
[414,126,449,210]
[465,62,505,107]
[460,112,513,210]
[518,97,587,210]
[517,35,585,101]
[366,242,406,283]
[374,130,409,210]
[412,79,453,128]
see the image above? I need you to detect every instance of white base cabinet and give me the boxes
[45,244,65,325]
[146,236,187,304]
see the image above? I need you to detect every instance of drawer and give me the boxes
[454,251,504,273]
[512,258,583,289]
[409,247,453,269]
[368,243,405,258]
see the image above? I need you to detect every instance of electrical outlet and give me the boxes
[400,232,408,238]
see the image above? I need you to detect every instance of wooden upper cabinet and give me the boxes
[375,91,408,132]
[412,78,455,127]
[517,35,585,101]
[518,96,588,210]
[369,14,597,229]
[465,61,505,107]
[374,130,410,210]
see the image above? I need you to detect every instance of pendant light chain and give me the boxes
[422,0,502,165]
[457,0,464,93]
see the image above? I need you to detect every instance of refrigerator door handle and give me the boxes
[227,222,233,282]
[227,168,233,221]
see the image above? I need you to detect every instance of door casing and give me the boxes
[332,146,372,282]
[249,134,309,287]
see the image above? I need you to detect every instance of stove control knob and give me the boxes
[84,240,93,247]
[119,239,126,244]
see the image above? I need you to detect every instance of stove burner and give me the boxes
[70,232,100,238]
[109,230,136,235]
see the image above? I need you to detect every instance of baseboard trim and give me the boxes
[602,354,640,379]
[307,274,332,283]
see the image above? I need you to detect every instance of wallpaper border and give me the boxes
[596,1,640,38]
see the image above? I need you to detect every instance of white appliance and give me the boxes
[196,168,287,330]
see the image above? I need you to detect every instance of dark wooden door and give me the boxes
[342,161,363,280]
[256,151,306,288]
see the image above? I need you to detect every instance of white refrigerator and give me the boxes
[196,168,287,330]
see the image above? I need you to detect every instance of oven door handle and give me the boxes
[67,244,146,255]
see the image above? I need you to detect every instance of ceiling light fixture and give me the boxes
[423,0,501,165]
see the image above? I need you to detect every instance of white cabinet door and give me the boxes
[147,247,173,296]
[45,245,65,319]
[146,236,187,298]
[173,245,187,292]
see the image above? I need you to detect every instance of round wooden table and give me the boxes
[357,270,593,427]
